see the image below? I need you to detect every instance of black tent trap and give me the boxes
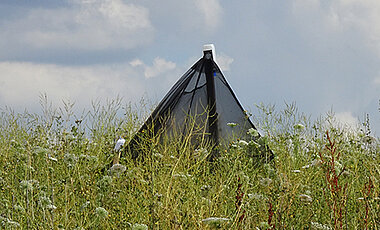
[125,44,272,160]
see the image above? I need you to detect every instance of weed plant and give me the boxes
[0,98,378,229]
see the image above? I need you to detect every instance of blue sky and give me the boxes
[0,0,379,134]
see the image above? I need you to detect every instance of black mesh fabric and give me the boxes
[126,51,267,159]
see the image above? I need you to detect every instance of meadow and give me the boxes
[0,96,378,229]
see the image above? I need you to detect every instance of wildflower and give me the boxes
[46,204,57,210]
[34,146,50,156]
[80,201,91,211]
[173,174,192,179]
[249,140,260,148]
[299,194,313,203]
[201,185,211,191]
[95,207,108,219]
[227,122,237,127]
[97,176,112,191]
[341,170,350,177]
[194,148,208,159]
[20,180,39,191]
[259,177,272,187]
[247,128,259,137]
[79,154,98,161]
[132,223,148,230]
[201,197,212,205]
[310,221,331,230]
[47,154,58,162]
[202,217,229,227]
[247,193,265,200]
[238,140,249,146]
[259,222,270,229]
[294,123,305,131]
[292,169,301,173]
[302,159,321,169]
[153,152,163,158]
[39,195,53,209]
[114,137,126,151]
[109,164,126,177]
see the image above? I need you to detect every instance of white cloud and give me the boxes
[216,53,234,71]
[130,59,143,67]
[375,77,380,85]
[291,0,380,56]
[144,57,176,79]
[0,62,144,110]
[195,0,223,29]
[0,0,153,52]
[335,111,360,129]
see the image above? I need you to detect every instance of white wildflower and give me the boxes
[20,180,39,191]
[39,195,53,209]
[299,194,313,203]
[249,140,260,148]
[202,217,229,227]
[194,148,208,159]
[247,128,259,137]
[95,207,108,219]
[302,159,321,169]
[311,221,332,230]
[114,138,126,151]
[259,178,272,187]
[227,122,237,127]
[294,123,305,131]
[173,174,192,179]
[109,164,127,177]
[201,197,212,205]
[292,169,301,173]
[259,222,270,229]
[153,152,163,158]
[48,154,58,162]
[80,201,91,211]
[201,185,211,191]
[247,193,266,200]
[47,204,57,210]
[238,140,249,146]
[132,223,148,230]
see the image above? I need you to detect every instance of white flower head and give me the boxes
[294,123,305,131]
[259,177,272,187]
[47,154,58,162]
[109,164,127,177]
[114,137,126,151]
[227,122,237,127]
[310,221,332,230]
[299,194,313,203]
[132,223,148,230]
[247,128,259,137]
[238,140,249,146]
[96,207,108,219]
[202,217,230,227]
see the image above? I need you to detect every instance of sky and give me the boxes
[0,0,379,135]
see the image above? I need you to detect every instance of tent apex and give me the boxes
[203,44,216,60]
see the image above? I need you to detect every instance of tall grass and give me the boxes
[0,98,378,229]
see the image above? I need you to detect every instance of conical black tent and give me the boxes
[125,44,272,160]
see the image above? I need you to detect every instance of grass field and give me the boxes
[0,97,379,229]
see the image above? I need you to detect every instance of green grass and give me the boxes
[0,98,379,229]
